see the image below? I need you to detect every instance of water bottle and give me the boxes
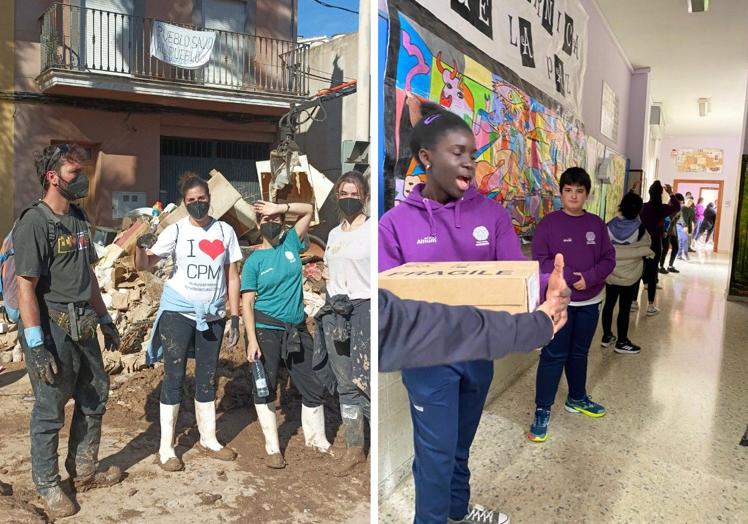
[252,360,270,398]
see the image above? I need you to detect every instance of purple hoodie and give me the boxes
[379,184,525,271]
[531,210,616,303]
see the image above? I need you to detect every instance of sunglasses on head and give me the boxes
[44,144,72,174]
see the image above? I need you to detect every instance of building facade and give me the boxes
[3,0,306,232]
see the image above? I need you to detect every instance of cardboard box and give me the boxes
[379,261,540,313]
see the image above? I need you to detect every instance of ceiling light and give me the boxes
[687,0,709,13]
[698,97,711,117]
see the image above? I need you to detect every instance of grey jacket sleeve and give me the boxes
[378,289,554,372]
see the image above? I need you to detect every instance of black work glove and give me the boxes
[27,345,58,385]
[226,316,240,348]
[136,233,158,250]
[100,322,121,351]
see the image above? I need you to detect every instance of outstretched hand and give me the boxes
[538,253,572,333]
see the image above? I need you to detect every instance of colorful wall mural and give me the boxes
[387,12,588,237]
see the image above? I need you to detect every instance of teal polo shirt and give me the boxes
[241,229,305,330]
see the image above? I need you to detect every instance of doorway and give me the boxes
[160,137,268,206]
[673,179,723,253]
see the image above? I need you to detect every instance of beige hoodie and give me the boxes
[606,226,655,287]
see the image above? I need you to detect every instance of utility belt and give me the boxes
[253,309,306,360]
[45,300,98,342]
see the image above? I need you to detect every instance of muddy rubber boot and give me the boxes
[195,399,237,461]
[38,484,76,519]
[158,402,184,472]
[333,404,365,477]
[301,404,332,455]
[255,402,286,469]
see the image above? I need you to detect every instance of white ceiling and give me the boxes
[595,0,748,136]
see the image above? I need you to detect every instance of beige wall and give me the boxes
[296,33,359,178]
[11,0,293,228]
[13,104,276,226]
[1,1,15,235]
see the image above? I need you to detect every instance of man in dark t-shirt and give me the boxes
[14,144,123,518]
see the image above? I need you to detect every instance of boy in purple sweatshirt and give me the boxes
[528,168,615,443]
[379,103,523,524]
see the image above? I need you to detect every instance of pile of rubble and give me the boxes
[0,323,22,365]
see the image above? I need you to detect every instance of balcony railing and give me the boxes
[39,3,310,98]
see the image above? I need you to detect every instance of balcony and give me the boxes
[37,3,310,111]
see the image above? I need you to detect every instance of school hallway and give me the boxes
[380,250,748,523]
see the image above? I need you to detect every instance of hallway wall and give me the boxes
[579,0,633,156]
[657,135,742,254]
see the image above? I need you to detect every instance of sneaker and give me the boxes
[646,305,660,316]
[667,266,680,273]
[656,283,663,289]
[600,334,617,348]
[630,301,639,312]
[564,396,606,417]
[614,339,641,354]
[528,408,550,442]
[658,267,668,274]
[448,504,510,524]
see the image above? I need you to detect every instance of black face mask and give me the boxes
[57,174,89,201]
[260,222,283,245]
[338,197,364,217]
[186,201,210,220]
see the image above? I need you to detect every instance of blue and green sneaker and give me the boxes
[564,396,606,417]
[528,408,550,442]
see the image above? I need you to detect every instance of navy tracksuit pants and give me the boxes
[402,360,494,523]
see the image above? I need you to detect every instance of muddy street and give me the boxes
[0,345,370,523]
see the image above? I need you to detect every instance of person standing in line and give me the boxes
[600,193,654,355]
[639,181,681,316]
[317,170,371,477]
[697,202,717,245]
[14,144,123,518]
[679,196,696,258]
[136,173,242,472]
[241,200,332,469]
[692,197,705,246]
[379,102,526,524]
[659,194,685,274]
[528,168,616,442]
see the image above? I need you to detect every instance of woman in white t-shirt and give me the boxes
[317,170,371,477]
[135,173,243,472]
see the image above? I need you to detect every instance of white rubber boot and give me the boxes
[195,399,222,451]
[159,402,179,464]
[195,399,237,461]
[255,402,281,455]
[301,405,332,454]
[255,402,285,468]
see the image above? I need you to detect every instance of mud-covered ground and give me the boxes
[0,342,370,523]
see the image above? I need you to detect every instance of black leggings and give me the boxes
[253,326,326,408]
[643,241,661,303]
[602,283,636,341]
[660,236,678,268]
[159,311,226,405]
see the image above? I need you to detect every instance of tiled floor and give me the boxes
[379,250,748,523]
